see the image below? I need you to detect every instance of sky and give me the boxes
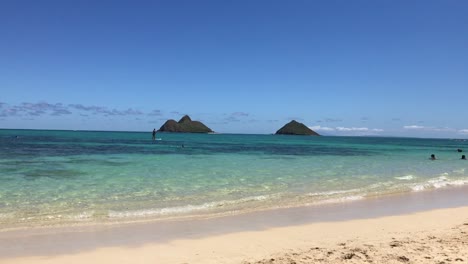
[0,0,467,138]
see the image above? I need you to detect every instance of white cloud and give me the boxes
[309,125,335,132]
[309,126,384,135]
[1,102,72,117]
[403,125,425,129]
[404,125,456,133]
[459,129,468,135]
[336,127,369,132]
[431,127,456,132]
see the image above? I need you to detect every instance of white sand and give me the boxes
[1,206,468,264]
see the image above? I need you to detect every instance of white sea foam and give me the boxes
[46,215,58,219]
[365,180,398,190]
[411,176,468,192]
[0,213,14,219]
[109,205,211,218]
[66,211,94,220]
[307,188,361,197]
[395,175,414,180]
[320,195,365,204]
[429,176,449,188]
[108,195,269,218]
[411,185,425,192]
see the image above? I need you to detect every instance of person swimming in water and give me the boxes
[462,155,466,160]
[430,154,436,160]
[152,129,156,141]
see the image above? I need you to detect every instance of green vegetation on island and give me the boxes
[159,115,213,133]
[275,120,320,136]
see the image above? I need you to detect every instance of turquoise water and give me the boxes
[0,129,467,228]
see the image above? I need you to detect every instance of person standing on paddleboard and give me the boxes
[152,129,156,141]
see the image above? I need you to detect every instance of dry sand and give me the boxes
[243,208,468,264]
[1,206,468,264]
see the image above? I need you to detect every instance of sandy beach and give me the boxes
[1,207,467,264]
[1,187,468,264]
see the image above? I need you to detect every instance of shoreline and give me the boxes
[2,210,468,264]
[1,185,468,263]
[2,184,468,233]
[2,180,467,232]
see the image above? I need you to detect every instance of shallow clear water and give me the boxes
[0,129,467,228]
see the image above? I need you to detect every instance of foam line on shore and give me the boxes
[1,185,468,260]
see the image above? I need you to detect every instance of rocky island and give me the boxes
[275,120,320,136]
[159,115,213,133]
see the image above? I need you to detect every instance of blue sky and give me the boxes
[1,0,467,137]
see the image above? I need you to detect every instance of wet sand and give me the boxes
[1,186,468,263]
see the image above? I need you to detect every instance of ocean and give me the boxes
[0,129,467,229]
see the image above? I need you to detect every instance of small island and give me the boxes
[275,120,320,136]
[159,115,213,133]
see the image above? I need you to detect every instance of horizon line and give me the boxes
[1,127,467,140]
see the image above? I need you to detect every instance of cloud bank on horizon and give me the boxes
[310,125,385,136]
[1,101,467,138]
